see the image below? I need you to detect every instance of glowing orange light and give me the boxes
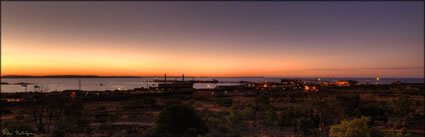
[304,86,309,91]
[336,81,349,86]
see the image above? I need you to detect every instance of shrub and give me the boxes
[329,116,385,137]
[151,103,208,137]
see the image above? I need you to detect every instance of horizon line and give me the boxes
[1,74,424,79]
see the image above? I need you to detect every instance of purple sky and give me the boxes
[2,2,424,77]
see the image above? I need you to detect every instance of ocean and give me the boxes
[1,77,423,93]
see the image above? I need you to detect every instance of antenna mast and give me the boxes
[79,79,81,90]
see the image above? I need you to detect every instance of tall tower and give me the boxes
[78,79,81,90]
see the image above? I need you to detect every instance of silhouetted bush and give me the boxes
[335,95,362,119]
[51,128,65,137]
[1,120,36,136]
[150,103,208,137]
[330,116,385,137]
[217,98,233,107]
[143,97,158,108]
[294,117,319,136]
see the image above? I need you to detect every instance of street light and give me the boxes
[376,76,380,85]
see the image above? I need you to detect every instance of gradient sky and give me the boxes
[1,2,424,78]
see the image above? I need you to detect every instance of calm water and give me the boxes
[1,77,423,93]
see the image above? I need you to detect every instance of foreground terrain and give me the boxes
[1,83,424,137]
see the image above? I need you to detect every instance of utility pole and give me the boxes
[79,79,81,91]
[164,74,167,84]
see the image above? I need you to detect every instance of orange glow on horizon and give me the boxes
[1,2,423,78]
[2,25,423,78]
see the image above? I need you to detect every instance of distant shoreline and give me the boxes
[0,75,258,79]
[1,75,144,78]
[1,75,423,79]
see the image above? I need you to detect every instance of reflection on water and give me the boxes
[1,77,423,93]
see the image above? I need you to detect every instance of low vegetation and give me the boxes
[1,86,424,137]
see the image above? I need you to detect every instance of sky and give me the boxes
[1,2,424,78]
